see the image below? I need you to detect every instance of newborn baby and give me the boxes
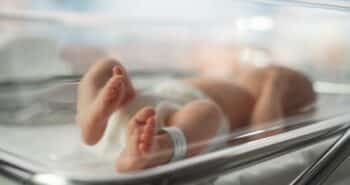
[76,58,316,172]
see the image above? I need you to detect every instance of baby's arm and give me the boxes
[249,66,316,138]
[251,70,285,124]
[238,66,316,123]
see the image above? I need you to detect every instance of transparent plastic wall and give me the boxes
[1,1,350,80]
[0,0,350,179]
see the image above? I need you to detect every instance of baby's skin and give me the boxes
[76,58,316,172]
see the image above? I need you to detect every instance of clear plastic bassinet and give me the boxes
[1,1,350,185]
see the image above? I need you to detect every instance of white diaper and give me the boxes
[86,80,230,159]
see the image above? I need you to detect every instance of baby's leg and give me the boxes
[76,58,135,145]
[116,100,222,172]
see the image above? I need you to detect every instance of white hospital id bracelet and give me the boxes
[161,127,187,162]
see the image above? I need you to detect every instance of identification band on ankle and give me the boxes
[160,127,187,162]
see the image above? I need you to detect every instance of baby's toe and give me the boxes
[113,65,135,105]
[134,107,155,124]
[139,116,156,153]
[113,66,123,76]
[128,107,155,135]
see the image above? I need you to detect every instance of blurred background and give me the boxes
[1,0,350,82]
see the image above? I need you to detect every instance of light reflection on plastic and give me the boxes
[236,16,274,32]
[240,48,272,67]
[32,174,70,185]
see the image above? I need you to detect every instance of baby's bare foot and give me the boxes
[116,107,157,172]
[81,66,136,145]
[91,67,127,120]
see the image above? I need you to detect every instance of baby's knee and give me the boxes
[170,99,222,125]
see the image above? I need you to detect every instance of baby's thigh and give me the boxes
[166,100,222,154]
